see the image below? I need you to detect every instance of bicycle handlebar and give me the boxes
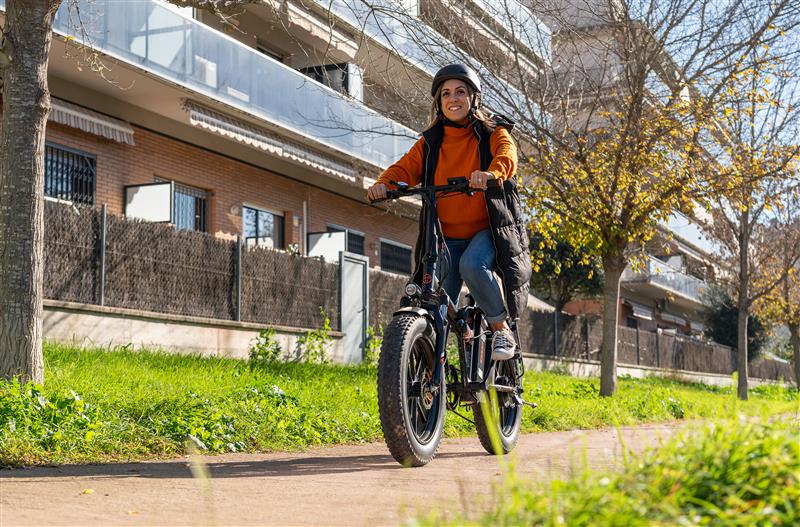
[371,177,480,203]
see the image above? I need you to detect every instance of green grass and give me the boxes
[0,342,797,466]
[419,416,800,526]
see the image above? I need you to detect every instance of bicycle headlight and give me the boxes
[404,283,421,297]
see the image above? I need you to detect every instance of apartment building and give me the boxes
[3,0,713,338]
[618,213,715,336]
[9,0,552,278]
[0,1,396,276]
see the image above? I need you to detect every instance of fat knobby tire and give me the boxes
[377,313,445,467]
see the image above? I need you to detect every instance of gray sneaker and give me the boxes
[491,328,516,361]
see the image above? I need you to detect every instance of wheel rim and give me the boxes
[403,335,441,445]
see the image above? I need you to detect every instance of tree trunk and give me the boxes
[599,254,625,397]
[736,208,750,401]
[0,0,60,383]
[790,322,800,390]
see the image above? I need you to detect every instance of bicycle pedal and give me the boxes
[512,393,538,408]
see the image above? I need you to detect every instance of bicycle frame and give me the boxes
[385,178,512,402]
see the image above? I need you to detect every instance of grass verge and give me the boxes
[0,343,797,466]
[418,416,800,526]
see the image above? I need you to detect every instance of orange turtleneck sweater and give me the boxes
[376,125,517,239]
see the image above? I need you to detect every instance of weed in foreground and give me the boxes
[421,416,800,526]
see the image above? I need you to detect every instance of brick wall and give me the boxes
[44,121,418,269]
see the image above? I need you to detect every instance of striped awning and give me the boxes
[625,299,654,321]
[49,98,135,145]
[183,100,357,183]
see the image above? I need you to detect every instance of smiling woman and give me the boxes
[366,63,530,361]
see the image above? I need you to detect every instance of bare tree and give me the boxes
[0,0,263,383]
[694,49,800,399]
[752,194,800,388]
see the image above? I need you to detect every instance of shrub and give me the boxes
[248,327,283,368]
[297,309,332,364]
[363,324,383,366]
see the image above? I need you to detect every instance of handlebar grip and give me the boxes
[369,190,402,204]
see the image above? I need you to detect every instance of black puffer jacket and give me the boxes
[411,116,531,321]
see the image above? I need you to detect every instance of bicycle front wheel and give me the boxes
[377,313,446,467]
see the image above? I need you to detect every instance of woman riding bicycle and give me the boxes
[367,64,531,361]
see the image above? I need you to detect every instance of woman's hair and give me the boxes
[425,82,497,132]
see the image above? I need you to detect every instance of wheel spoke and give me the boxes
[416,398,428,422]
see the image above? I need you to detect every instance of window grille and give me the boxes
[243,206,284,248]
[44,143,96,205]
[380,240,412,275]
[326,225,364,255]
[172,181,207,232]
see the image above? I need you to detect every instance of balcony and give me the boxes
[311,0,550,112]
[453,0,550,62]
[621,256,708,306]
[2,0,418,169]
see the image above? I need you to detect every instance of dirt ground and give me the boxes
[0,424,680,526]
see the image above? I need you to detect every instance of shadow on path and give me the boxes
[0,450,490,481]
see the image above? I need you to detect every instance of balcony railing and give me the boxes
[0,0,419,169]
[622,256,707,303]
[313,0,549,117]
[469,0,551,60]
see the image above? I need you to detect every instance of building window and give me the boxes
[244,206,284,248]
[256,42,283,63]
[172,181,207,232]
[326,225,364,255]
[44,143,96,205]
[300,63,349,93]
[380,240,412,274]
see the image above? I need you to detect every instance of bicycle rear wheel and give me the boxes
[474,357,523,455]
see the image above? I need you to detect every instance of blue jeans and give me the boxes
[441,229,507,324]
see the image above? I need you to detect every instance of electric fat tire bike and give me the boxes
[374,177,534,467]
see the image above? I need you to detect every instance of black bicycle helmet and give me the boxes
[430,64,481,96]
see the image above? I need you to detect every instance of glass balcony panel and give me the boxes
[470,0,551,59]
[622,256,707,302]
[1,0,417,168]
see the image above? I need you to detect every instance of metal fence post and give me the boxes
[553,310,559,356]
[99,204,107,306]
[235,236,242,322]
[655,329,661,368]
[583,316,590,360]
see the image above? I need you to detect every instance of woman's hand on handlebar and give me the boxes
[367,182,388,202]
[469,170,494,190]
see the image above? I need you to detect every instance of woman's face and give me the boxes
[439,79,471,124]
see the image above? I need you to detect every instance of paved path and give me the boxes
[0,424,679,526]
